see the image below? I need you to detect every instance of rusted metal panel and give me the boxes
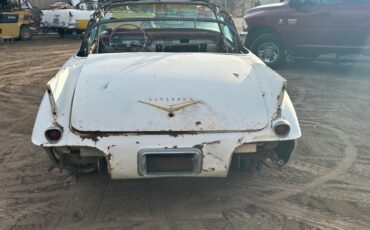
[234,143,257,153]
[70,53,269,132]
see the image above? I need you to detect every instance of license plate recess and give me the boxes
[138,148,202,176]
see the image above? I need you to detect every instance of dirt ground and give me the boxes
[1,35,370,230]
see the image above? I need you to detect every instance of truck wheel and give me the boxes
[19,26,33,40]
[251,33,286,68]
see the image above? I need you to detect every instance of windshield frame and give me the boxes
[91,1,223,22]
[77,1,247,56]
[101,1,221,15]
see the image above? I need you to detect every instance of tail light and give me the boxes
[273,120,290,137]
[45,127,63,142]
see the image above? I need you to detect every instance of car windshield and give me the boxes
[81,2,243,55]
[103,3,217,20]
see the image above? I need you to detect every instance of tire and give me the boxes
[251,33,286,68]
[19,26,33,40]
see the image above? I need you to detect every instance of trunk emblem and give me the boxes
[138,100,201,113]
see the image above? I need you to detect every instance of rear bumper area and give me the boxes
[104,134,240,179]
[46,128,299,179]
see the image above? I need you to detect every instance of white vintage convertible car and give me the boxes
[32,0,301,179]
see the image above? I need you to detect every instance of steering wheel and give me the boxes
[108,23,149,52]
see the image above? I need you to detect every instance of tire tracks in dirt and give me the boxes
[219,79,364,229]
[266,121,358,201]
[145,179,172,230]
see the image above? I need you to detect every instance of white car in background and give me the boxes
[32,0,301,179]
[41,0,96,36]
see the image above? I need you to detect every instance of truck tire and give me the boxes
[19,26,33,40]
[251,33,286,68]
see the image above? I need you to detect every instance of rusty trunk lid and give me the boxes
[70,53,269,132]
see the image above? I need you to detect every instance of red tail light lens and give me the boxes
[274,122,290,136]
[45,128,62,142]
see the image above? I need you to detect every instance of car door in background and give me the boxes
[281,0,336,50]
[331,0,370,53]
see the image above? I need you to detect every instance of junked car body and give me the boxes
[32,0,301,179]
[41,0,97,36]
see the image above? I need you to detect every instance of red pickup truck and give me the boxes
[243,0,370,67]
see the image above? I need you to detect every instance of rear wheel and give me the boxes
[19,26,33,40]
[251,33,286,68]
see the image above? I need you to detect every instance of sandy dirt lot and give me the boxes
[1,35,370,230]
